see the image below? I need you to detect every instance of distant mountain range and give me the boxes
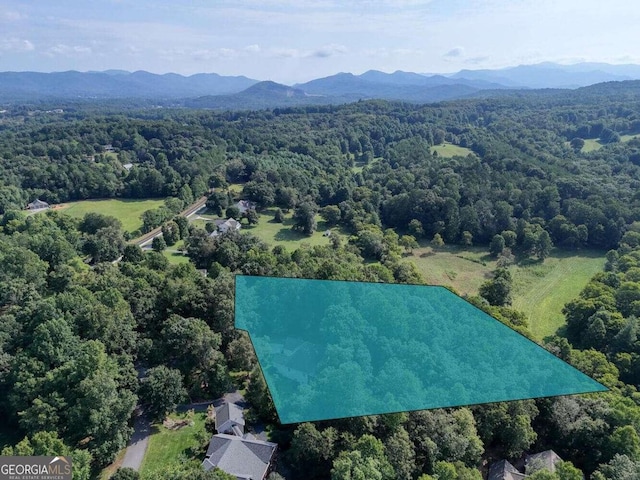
[2,62,640,108]
[0,70,257,101]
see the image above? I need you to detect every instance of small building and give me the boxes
[270,337,321,384]
[209,218,242,237]
[488,460,526,480]
[215,403,245,437]
[103,144,115,152]
[26,199,49,210]
[525,450,563,475]
[489,450,564,480]
[202,434,277,480]
[236,200,256,214]
[323,230,332,237]
[123,163,134,171]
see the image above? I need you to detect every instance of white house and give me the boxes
[209,218,242,237]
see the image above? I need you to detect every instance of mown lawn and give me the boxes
[163,239,190,265]
[243,209,342,250]
[57,198,166,232]
[139,411,207,478]
[431,143,474,158]
[408,245,604,340]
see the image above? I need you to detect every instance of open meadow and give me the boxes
[408,245,605,340]
[431,143,474,158]
[57,198,166,232]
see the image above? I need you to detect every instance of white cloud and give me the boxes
[46,44,92,56]
[244,44,261,53]
[191,47,238,60]
[0,37,35,52]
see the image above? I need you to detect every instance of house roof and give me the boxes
[203,433,277,480]
[28,199,49,207]
[525,450,562,474]
[215,403,245,431]
[488,460,527,480]
[236,200,253,210]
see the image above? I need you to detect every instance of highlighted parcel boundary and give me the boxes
[235,275,607,424]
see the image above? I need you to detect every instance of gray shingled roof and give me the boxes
[215,403,245,432]
[203,433,277,480]
[525,450,562,474]
[488,460,527,480]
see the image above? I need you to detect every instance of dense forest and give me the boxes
[2,83,640,479]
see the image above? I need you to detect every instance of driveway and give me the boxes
[120,414,151,471]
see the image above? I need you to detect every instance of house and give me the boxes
[203,402,277,479]
[269,337,321,384]
[103,144,115,152]
[236,200,256,214]
[525,450,562,475]
[489,450,564,480]
[202,433,277,480]
[215,403,245,437]
[209,218,242,237]
[26,199,49,210]
[123,163,134,170]
[323,230,332,237]
[488,460,526,480]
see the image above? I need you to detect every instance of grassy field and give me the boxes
[581,139,603,152]
[228,183,244,194]
[409,245,605,340]
[243,209,342,250]
[411,245,496,295]
[511,250,605,339]
[568,135,639,153]
[163,239,190,265]
[57,198,166,232]
[620,134,640,142]
[139,411,207,478]
[431,143,474,158]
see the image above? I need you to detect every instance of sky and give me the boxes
[0,0,639,84]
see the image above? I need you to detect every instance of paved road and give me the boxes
[132,195,209,247]
[120,414,151,471]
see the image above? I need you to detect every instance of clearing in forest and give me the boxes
[409,245,605,340]
[431,143,474,158]
[57,198,166,232]
[511,250,605,340]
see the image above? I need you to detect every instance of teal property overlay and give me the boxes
[235,275,607,424]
